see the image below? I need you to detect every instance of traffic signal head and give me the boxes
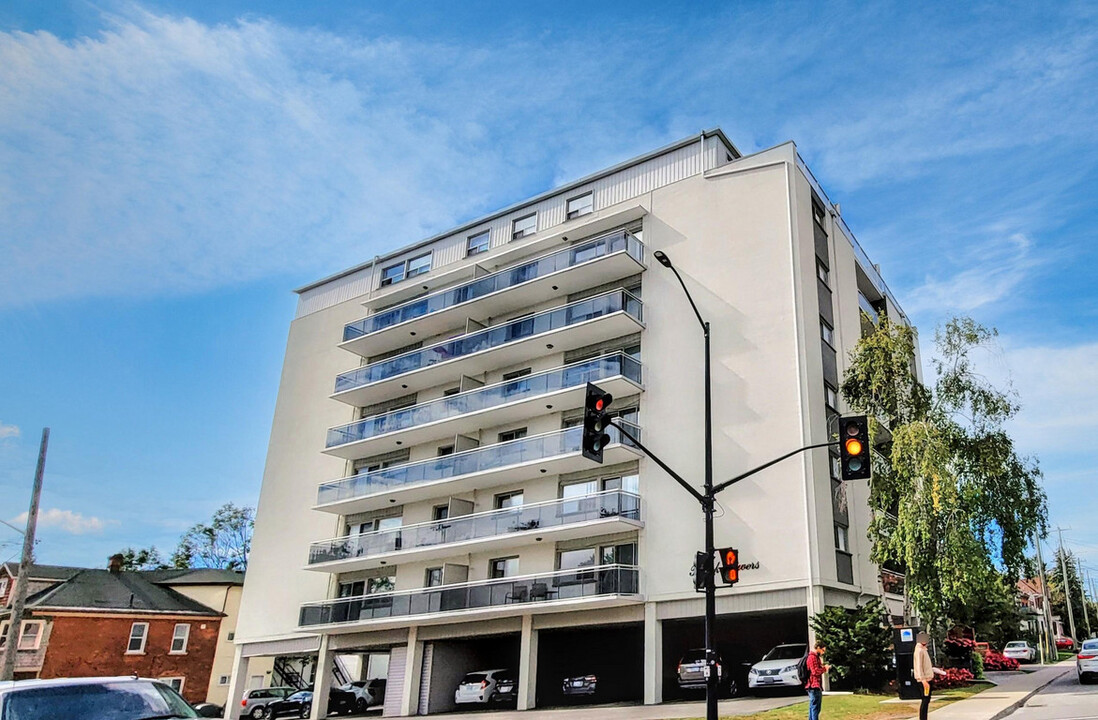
[582,382,614,464]
[694,551,710,591]
[718,547,739,585]
[839,415,871,480]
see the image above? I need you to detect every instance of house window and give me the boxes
[161,677,185,693]
[227,631,235,641]
[825,384,838,411]
[566,192,593,220]
[495,490,524,509]
[489,556,519,579]
[512,213,536,240]
[466,231,490,257]
[821,319,834,347]
[218,675,230,686]
[0,578,7,595]
[170,623,190,654]
[817,260,830,287]
[498,427,528,443]
[425,567,444,587]
[406,253,431,278]
[17,620,43,651]
[380,262,404,287]
[127,622,148,654]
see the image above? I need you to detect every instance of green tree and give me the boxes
[113,546,168,571]
[810,599,893,690]
[841,316,1047,623]
[1048,547,1094,639]
[171,503,254,570]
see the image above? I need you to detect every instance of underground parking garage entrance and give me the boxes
[417,633,521,714]
[661,608,808,701]
[535,622,643,708]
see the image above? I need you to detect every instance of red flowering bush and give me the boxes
[983,651,1020,671]
[932,668,975,689]
[944,637,977,655]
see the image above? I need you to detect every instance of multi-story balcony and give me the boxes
[298,565,641,632]
[341,230,645,358]
[315,422,642,515]
[324,353,642,459]
[331,289,644,408]
[306,490,642,573]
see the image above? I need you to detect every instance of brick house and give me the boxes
[0,559,233,704]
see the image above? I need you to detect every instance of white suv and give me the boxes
[454,669,509,705]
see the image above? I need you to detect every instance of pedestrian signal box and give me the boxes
[717,547,739,586]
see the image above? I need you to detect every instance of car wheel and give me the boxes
[250,707,268,720]
[356,697,367,713]
[299,707,310,719]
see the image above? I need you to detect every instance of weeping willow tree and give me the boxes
[841,316,1047,623]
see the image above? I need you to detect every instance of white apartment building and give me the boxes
[229,129,914,718]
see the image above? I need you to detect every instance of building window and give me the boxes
[339,580,365,597]
[0,578,7,595]
[437,445,454,456]
[443,387,461,397]
[825,384,838,411]
[817,260,830,287]
[380,262,404,287]
[566,192,593,220]
[830,454,841,481]
[367,576,396,594]
[498,427,527,443]
[820,319,834,347]
[432,505,449,521]
[16,620,43,651]
[425,567,444,587]
[501,367,532,381]
[218,675,230,686]
[489,556,519,579]
[495,490,524,509]
[406,253,431,278]
[170,623,190,654]
[835,524,850,552]
[227,632,235,641]
[127,622,148,654]
[161,677,185,693]
[512,213,536,240]
[466,231,490,257]
[380,253,432,287]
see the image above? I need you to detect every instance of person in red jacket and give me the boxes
[805,641,829,720]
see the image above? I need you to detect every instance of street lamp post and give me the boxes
[653,250,719,720]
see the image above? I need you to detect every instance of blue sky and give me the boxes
[1,1,1096,581]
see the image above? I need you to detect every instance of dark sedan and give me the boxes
[266,688,356,719]
[562,673,598,698]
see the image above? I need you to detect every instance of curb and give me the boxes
[986,667,1071,720]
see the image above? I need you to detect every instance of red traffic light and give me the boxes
[717,547,739,585]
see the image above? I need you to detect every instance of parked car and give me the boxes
[454,669,511,705]
[1003,641,1037,663]
[339,679,386,710]
[1057,636,1077,652]
[748,643,809,691]
[241,686,297,719]
[193,701,224,717]
[266,688,356,719]
[1078,639,1098,684]
[489,671,517,706]
[677,648,723,692]
[0,676,199,720]
[562,673,598,698]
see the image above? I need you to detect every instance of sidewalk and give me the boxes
[928,662,1074,720]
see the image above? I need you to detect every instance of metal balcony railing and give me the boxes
[316,422,640,507]
[326,353,641,449]
[308,490,641,565]
[333,289,643,394]
[299,564,640,627]
[343,230,644,342]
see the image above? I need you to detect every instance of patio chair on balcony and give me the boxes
[506,585,528,604]
[529,582,557,602]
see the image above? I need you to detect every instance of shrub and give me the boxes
[932,668,974,689]
[971,651,985,679]
[944,637,977,656]
[809,599,893,691]
[982,651,1019,671]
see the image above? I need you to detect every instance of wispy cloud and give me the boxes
[0,423,18,441]
[12,508,114,534]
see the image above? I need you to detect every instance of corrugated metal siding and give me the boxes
[383,645,407,717]
[296,139,714,319]
[417,643,434,714]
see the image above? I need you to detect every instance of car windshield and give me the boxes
[0,681,198,720]
[1005,642,1026,648]
[763,645,807,661]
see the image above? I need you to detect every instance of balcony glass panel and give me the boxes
[308,490,640,565]
[858,292,880,324]
[299,565,640,627]
[335,290,643,394]
[327,354,642,448]
[317,422,640,506]
[344,230,644,341]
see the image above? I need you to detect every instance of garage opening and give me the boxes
[535,623,643,708]
[661,608,808,700]
[419,633,520,715]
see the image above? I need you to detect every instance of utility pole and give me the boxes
[0,428,49,681]
[1078,557,1092,638]
[1057,527,1077,643]
[1033,532,1055,661]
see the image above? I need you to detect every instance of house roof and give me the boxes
[141,568,244,586]
[21,569,222,616]
[2,562,83,581]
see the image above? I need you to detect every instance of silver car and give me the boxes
[1078,639,1098,684]
[241,686,297,719]
[1003,640,1036,663]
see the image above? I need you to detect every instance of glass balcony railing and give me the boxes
[343,230,645,342]
[316,422,641,507]
[326,353,642,448]
[858,292,880,324]
[299,564,640,627]
[308,490,641,565]
[334,289,643,394]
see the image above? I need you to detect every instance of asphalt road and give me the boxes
[1006,665,1098,720]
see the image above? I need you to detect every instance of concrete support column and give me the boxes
[310,635,333,720]
[223,645,250,720]
[806,585,828,691]
[643,601,663,705]
[517,615,538,710]
[399,626,423,717]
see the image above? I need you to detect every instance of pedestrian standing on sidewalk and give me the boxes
[914,632,944,720]
[805,641,829,720]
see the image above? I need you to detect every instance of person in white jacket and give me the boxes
[914,632,945,720]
